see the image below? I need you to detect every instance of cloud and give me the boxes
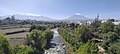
[15,12,41,16]
[25,13,41,16]
[75,13,81,15]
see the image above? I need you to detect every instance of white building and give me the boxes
[101,20,120,25]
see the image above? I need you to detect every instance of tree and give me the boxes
[114,26,120,36]
[90,20,101,32]
[27,29,44,53]
[27,29,53,53]
[29,25,37,32]
[29,25,46,32]
[15,45,34,54]
[75,25,90,43]
[106,32,118,42]
[69,23,75,29]
[108,42,120,54]
[58,25,92,52]
[76,41,98,54]
[42,29,53,49]
[0,20,2,23]
[0,34,14,54]
[37,25,46,31]
[98,21,114,33]
[5,17,11,20]
[101,32,119,50]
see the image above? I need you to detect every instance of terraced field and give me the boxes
[7,32,29,46]
[0,24,31,30]
[7,32,29,38]
[0,28,30,46]
[0,28,29,34]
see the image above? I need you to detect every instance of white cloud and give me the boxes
[25,13,41,16]
[75,13,81,15]
[15,12,41,16]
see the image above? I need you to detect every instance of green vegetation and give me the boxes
[0,34,14,54]
[108,42,120,54]
[58,20,120,54]
[76,41,98,54]
[29,25,47,32]
[15,45,35,54]
[27,29,53,53]
[58,25,91,52]
[0,19,120,54]
[0,24,53,54]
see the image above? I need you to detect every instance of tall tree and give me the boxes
[98,21,114,33]
[0,34,14,54]
[27,29,44,53]
[76,41,98,54]
[42,29,53,49]
[75,25,90,43]
[16,45,34,54]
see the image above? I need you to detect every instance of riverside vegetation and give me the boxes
[0,20,120,54]
[0,25,53,54]
[58,20,120,54]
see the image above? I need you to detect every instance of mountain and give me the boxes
[0,15,54,21]
[0,16,3,19]
[65,14,92,21]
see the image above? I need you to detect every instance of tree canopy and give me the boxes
[0,34,14,54]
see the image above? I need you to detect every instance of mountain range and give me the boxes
[0,15,54,21]
[0,14,92,22]
[65,14,92,21]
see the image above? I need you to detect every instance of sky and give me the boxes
[0,0,120,20]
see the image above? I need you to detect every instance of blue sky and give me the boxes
[0,0,120,20]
